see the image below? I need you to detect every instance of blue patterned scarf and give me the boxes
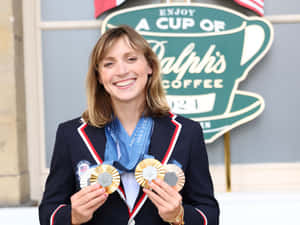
[104,116,153,173]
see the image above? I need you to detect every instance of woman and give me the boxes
[39,25,219,225]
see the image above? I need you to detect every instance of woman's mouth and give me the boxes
[114,78,136,88]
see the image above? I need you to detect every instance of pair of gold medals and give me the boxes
[84,158,185,194]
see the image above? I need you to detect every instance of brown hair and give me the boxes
[82,25,170,127]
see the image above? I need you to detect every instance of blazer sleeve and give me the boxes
[39,124,75,225]
[182,122,220,225]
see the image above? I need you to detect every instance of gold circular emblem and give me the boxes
[135,158,165,189]
[164,164,185,191]
[89,164,120,194]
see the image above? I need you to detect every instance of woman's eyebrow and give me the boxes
[102,56,115,61]
[102,51,138,61]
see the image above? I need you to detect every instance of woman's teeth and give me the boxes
[115,79,135,87]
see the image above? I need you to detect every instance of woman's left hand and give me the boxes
[143,178,182,223]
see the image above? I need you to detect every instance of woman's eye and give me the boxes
[103,62,113,67]
[128,57,137,62]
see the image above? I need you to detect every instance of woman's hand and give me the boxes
[143,179,183,224]
[70,184,108,225]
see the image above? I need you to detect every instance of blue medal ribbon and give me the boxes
[104,116,153,174]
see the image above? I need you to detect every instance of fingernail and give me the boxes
[96,184,101,188]
[152,180,157,185]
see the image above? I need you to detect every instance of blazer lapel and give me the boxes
[77,121,106,164]
[149,113,182,165]
[128,113,183,224]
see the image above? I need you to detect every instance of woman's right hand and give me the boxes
[70,184,108,225]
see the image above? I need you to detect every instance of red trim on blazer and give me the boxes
[50,204,66,225]
[162,112,181,164]
[78,123,103,164]
[195,208,208,225]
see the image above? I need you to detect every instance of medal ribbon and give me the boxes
[104,116,153,174]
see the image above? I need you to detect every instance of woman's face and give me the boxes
[98,37,152,107]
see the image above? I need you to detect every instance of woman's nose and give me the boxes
[116,61,129,75]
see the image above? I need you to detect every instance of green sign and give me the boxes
[102,3,274,143]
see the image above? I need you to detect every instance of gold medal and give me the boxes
[164,164,185,191]
[135,158,165,189]
[89,164,120,194]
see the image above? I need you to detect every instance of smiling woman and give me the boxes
[83,25,170,129]
[97,37,152,122]
[38,25,219,225]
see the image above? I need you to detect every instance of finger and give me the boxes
[81,187,106,206]
[143,188,171,209]
[155,179,179,196]
[73,186,106,206]
[86,192,109,211]
[153,179,182,203]
[72,189,107,217]
[144,188,178,222]
[150,181,175,203]
[144,191,165,212]
[74,184,101,199]
[151,180,183,213]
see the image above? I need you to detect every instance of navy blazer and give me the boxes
[39,113,219,225]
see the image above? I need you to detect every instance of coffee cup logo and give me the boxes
[102,3,274,143]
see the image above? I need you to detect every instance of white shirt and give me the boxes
[121,172,140,211]
[117,142,140,211]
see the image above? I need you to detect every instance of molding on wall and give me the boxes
[265,14,300,23]
[210,162,300,193]
[38,14,300,31]
[39,20,102,30]
[23,0,45,201]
